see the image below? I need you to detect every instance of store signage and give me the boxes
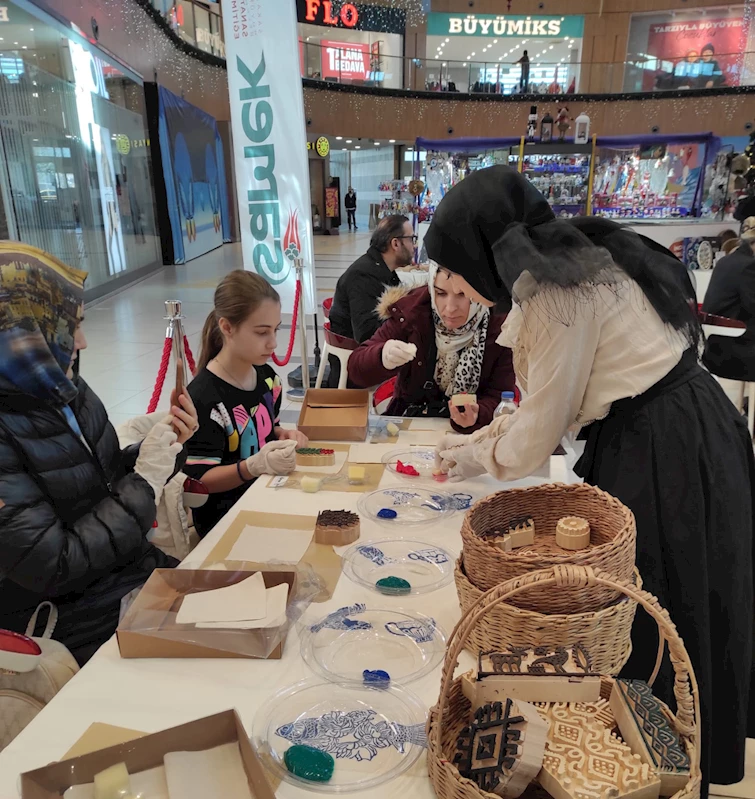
[427,13,584,39]
[296,0,405,34]
[0,7,8,22]
[221,0,316,312]
[321,40,369,79]
[307,136,330,156]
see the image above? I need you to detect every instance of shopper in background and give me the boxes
[345,187,358,231]
[186,271,307,538]
[348,263,515,431]
[703,217,755,382]
[0,244,197,665]
[516,50,530,93]
[428,166,754,797]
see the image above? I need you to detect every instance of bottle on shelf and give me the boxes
[493,391,517,419]
[574,112,590,144]
[540,111,553,143]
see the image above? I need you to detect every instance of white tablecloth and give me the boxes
[0,419,579,797]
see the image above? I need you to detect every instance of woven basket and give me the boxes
[428,564,702,799]
[460,483,636,612]
[454,557,639,675]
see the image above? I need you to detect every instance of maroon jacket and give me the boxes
[348,284,515,432]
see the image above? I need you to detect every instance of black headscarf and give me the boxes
[424,165,699,349]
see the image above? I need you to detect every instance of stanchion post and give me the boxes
[165,300,186,395]
[295,258,310,389]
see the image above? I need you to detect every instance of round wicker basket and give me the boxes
[454,557,639,675]
[460,483,636,612]
[427,564,702,799]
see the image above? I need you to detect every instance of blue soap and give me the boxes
[363,668,391,686]
[377,508,398,519]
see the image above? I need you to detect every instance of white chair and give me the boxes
[314,321,360,390]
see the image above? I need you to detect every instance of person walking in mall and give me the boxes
[516,49,530,93]
[345,186,358,230]
[429,166,754,797]
[0,243,198,666]
[702,217,755,381]
[348,263,515,430]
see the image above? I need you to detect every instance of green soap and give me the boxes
[376,576,412,595]
[284,744,334,782]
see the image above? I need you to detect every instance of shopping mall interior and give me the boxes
[0,0,754,796]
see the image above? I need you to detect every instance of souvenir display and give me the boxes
[301,606,446,685]
[382,448,437,481]
[357,487,459,527]
[342,539,454,596]
[253,679,427,793]
[555,516,591,551]
[609,680,691,796]
[297,448,336,467]
[519,153,590,217]
[314,510,360,546]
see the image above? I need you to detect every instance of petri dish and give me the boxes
[357,486,457,527]
[341,538,455,596]
[300,607,446,685]
[382,447,438,480]
[252,678,427,793]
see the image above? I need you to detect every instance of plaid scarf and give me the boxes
[0,243,87,405]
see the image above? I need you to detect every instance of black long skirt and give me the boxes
[576,349,754,794]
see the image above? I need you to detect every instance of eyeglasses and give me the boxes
[396,235,418,244]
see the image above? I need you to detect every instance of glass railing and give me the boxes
[300,42,755,95]
[147,0,225,59]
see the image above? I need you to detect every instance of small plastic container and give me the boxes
[357,486,457,527]
[382,447,437,480]
[493,390,517,419]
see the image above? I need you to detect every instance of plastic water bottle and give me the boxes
[494,391,517,419]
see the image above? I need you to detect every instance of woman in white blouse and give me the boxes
[428,166,754,797]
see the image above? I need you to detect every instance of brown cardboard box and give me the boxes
[116,569,296,660]
[297,388,369,441]
[21,710,275,798]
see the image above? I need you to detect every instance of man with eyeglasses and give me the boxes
[327,215,416,386]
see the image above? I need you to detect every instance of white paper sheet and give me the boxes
[348,443,401,464]
[399,430,444,446]
[175,572,267,625]
[227,525,313,565]
[164,742,253,799]
[196,583,289,629]
[64,766,169,799]
[296,450,348,474]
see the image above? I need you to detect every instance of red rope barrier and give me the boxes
[147,337,173,413]
[183,335,196,375]
[272,279,301,367]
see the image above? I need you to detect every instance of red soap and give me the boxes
[396,460,420,477]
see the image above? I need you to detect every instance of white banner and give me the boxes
[221,0,316,313]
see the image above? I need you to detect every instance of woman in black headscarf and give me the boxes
[429,166,753,795]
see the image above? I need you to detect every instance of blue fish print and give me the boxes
[408,548,449,564]
[383,490,421,506]
[385,619,437,643]
[309,604,372,633]
[276,710,427,762]
[357,546,395,566]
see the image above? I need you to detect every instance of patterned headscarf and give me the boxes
[428,263,489,397]
[0,243,87,405]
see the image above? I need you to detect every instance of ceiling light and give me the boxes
[346,139,352,143]
[22,46,27,49]
[445,38,449,43]
[441,63,446,67]
[30,27,34,31]
[389,139,396,143]
[471,52,476,56]
[336,136,342,140]
[493,39,498,43]
[374,141,380,145]
[13,42,18,45]
[355,145,361,149]
[342,147,347,151]
[549,45,554,49]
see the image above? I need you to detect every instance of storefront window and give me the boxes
[193,5,212,54]
[425,14,584,94]
[624,6,755,92]
[0,0,161,294]
[175,0,196,47]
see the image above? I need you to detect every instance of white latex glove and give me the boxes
[134,417,183,504]
[246,439,297,477]
[381,340,417,371]
[434,431,474,471]
[437,442,487,483]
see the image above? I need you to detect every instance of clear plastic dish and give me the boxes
[341,538,455,596]
[357,485,457,527]
[300,607,446,685]
[252,678,427,793]
[382,447,438,479]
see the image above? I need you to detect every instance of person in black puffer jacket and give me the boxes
[0,244,198,665]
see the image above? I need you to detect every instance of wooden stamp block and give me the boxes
[479,644,594,677]
[609,680,690,797]
[535,700,616,731]
[451,393,477,407]
[454,698,547,798]
[556,516,591,551]
[314,510,360,546]
[538,709,661,799]
[296,448,336,467]
[508,516,535,547]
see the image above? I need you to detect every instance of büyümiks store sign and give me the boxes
[296,0,405,34]
[427,13,585,39]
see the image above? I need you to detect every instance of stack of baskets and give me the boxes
[455,482,639,675]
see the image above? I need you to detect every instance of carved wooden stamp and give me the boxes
[507,516,535,547]
[535,699,616,731]
[454,698,547,798]
[314,509,360,546]
[296,447,336,467]
[609,680,690,796]
[555,516,591,551]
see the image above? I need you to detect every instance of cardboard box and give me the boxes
[116,569,295,660]
[297,388,369,441]
[21,709,275,799]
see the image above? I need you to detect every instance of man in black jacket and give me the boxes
[345,186,357,230]
[703,218,755,381]
[327,215,415,386]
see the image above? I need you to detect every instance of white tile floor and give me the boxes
[80,232,371,427]
[79,234,755,797]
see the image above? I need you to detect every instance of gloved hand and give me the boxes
[437,442,487,483]
[381,340,417,371]
[134,418,184,503]
[434,431,473,471]
[246,440,297,477]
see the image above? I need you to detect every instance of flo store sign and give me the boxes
[427,13,584,39]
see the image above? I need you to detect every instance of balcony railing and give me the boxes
[147,0,225,59]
